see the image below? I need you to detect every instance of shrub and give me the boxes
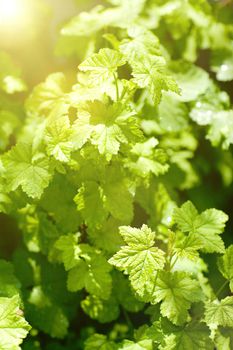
[0,0,233,349]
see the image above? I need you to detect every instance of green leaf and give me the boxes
[173,201,199,232]
[2,143,52,199]
[131,55,180,105]
[26,299,69,339]
[0,111,20,151]
[109,225,165,297]
[0,51,27,94]
[61,1,145,39]
[175,233,203,260]
[120,26,180,105]
[207,110,233,150]
[0,295,30,350]
[79,48,126,85]
[103,167,133,223]
[173,201,228,253]
[73,101,142,159]
[168,321,214,350]
[158,92,189,132]
[17,207,60,255]
[205,297,233,328]
[23,257,77,339]
[67,249,112,299]
[85,334,117,350]
[218,245,233,292]
[2,76,26,95]
[74,181,107,228]
[189,90,233,149]
[211,49,233,82]
[149,319,213,350]
[126,138,169,178]
[215,330,232,350]
[88,217,124,253]
[171,62,211,102]
[0,260,21,298]
[119,339,153,350]
[113,271,144,313]
[68,82,103,108]
[0,185,12,214]
[152,271,202,325]
[81,295,119,323]
[39,174,81,232]
[120,27,161,63]
[45,116,74,163]
[55,234,81,271]
[25,73,69,117]
[61,6,108,37]
[190,100,221,126]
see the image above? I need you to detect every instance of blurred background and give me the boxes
[0,0,97,86]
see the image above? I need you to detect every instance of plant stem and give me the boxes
[113,73,119,101]
[120,86,127,101]
[169,254,179,271]
[215,280,228,298]
[122,308,133,333]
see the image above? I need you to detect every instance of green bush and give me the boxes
[0,0,233,349]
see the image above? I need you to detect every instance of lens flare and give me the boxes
[0,0,25,25]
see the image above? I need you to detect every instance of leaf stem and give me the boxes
[169,254,179,271]
[122,307,133,334]
[215,280,228,298]
[113,73,119,101]
[120,86,127,101]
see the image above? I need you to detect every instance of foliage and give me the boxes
[0,0,233,349]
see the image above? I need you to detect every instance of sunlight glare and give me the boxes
[0,0,25,25]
